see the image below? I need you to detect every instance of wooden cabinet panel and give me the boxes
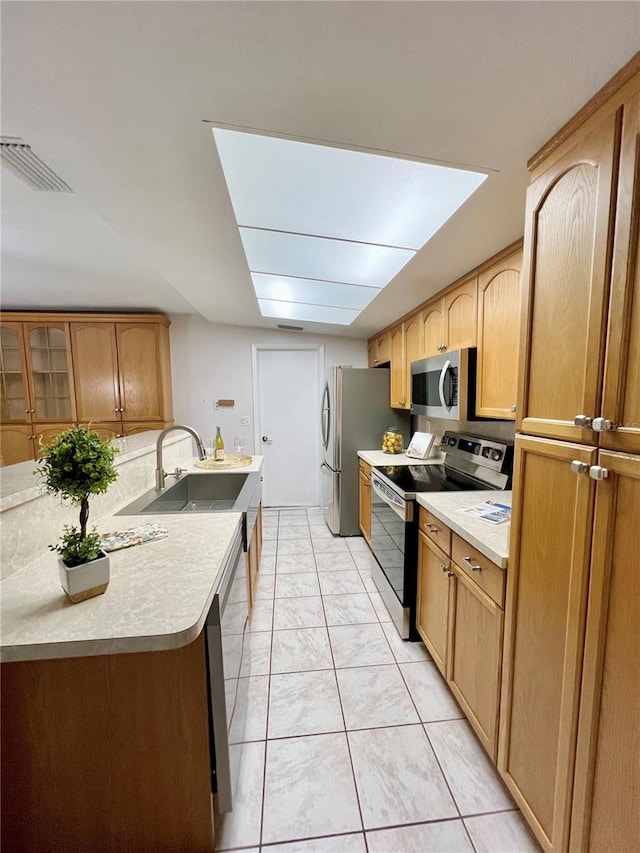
[499,435,597,852]
[448,565,504,761]
[122,422,165,436]
[71,322,120,422]
[23,322,76,423]
[517,111,619,443]
[368,332,391,367]
[358,461,372,543]
[416,532,451,676]
[1,636,214,852]
[418,506,452,554]
[389,325,407,409]
[0,323,31,424]
[477,251,522,419]
[0,425,35,465]
[403,315,423,408]
[601,91,640,454]
[451,533,505,607]
[570,452,640,853]
[32,423,74,456]
[116,324,166,421]
[445,278,477,350]
[91,422,123,440]
[422,299,444,357]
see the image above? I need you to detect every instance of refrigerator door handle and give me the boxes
[321,382,330,451]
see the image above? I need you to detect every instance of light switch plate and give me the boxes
[240,416,250,426]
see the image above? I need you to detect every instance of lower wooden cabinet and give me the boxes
[498,435,596,852]
[416,531,451,676]
[358,460,372,543]
[448,565,504,760]
[569,451,640,853]
[0,425,35,465]
[246,504,263,611]
[416,506,506,761]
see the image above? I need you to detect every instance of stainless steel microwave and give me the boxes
[410,348,477,420]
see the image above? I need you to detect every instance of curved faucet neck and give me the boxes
[155,424,206,490]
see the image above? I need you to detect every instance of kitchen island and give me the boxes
[0,436,264,853]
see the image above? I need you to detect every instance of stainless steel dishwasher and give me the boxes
[204,525,250,813]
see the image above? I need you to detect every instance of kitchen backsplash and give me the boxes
[414,415,516,446]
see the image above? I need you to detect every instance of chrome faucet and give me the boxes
[155,424,207,490]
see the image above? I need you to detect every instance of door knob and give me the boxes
[262,435,271,443]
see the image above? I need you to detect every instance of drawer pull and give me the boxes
[463,556,482,571]
[425,523,439,533]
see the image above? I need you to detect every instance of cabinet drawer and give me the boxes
[359,459,372,478]
[452,534,505,607]
[419,506,452,554]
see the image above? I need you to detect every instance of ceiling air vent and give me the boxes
[0,137,72,192]
[277,323,304,331]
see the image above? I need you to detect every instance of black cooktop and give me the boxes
[374,464,472,496]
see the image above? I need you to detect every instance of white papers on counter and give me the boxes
[457,500,511,525]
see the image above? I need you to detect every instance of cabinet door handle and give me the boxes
[440,564,448,573]
[463,556,482,571]
[446,570,454,578]
[570,460,589,475]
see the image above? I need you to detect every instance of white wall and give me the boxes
[169,315,368,453]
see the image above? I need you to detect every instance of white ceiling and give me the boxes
[1,1,638,337]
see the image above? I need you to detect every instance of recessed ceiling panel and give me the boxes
[214,128,488,249]
[240,228,414,288]
[258,299,359,326]
[252,273,380,310]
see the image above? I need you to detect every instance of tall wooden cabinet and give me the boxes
[0,313,174,465]
[358,459,372,543]
[501,58,640,853]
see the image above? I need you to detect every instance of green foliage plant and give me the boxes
[37,425,119,568]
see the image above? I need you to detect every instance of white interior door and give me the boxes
[255,347,321,507]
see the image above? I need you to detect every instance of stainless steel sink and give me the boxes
[116,472,257,516]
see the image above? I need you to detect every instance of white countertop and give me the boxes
[0,452,264,663]
[416,490,511,568]
[358,449,445,467]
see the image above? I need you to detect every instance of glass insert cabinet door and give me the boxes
[0,323,31,423]
[24,323,75,422]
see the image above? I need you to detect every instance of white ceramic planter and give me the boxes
[58,550,110,604]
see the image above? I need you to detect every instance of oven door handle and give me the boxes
[371,475,406,521]
[438,360,452,408]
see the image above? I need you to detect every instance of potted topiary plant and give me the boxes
[37,425,119,604]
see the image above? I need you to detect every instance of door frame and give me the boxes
[251,343,325,506]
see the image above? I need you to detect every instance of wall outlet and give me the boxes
[240,416,250,426]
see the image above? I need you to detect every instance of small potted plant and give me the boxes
[37,425,119,603]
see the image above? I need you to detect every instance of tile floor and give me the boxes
[215,507,540,853]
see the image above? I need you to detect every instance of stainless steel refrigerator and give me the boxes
[321,366,407,535]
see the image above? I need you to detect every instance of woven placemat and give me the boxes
[193,454,253,470]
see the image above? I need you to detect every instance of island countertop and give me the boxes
[416,490,512,568]
[0,507,243,663]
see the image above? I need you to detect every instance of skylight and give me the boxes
[212,128,487,326]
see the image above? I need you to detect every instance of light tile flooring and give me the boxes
[215,507,540,853]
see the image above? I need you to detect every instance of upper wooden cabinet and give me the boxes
[389,324,407,409]
[477,250,523,419]
[71,320,173,425]
[0,320,75,426]
[420,279,477,358]
[517,82,640,448]
[368,331,391,367]
[0,313,174,465]
[421,299,445,358]
[599,89,640,455]
[444,278,477,351]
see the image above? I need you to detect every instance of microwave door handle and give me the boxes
[438,360,451,408]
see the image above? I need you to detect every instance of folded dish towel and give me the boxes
[100,523,169,552]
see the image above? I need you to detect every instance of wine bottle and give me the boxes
[214,426,225,461]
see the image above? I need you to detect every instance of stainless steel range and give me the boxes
[369,430,513,640]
